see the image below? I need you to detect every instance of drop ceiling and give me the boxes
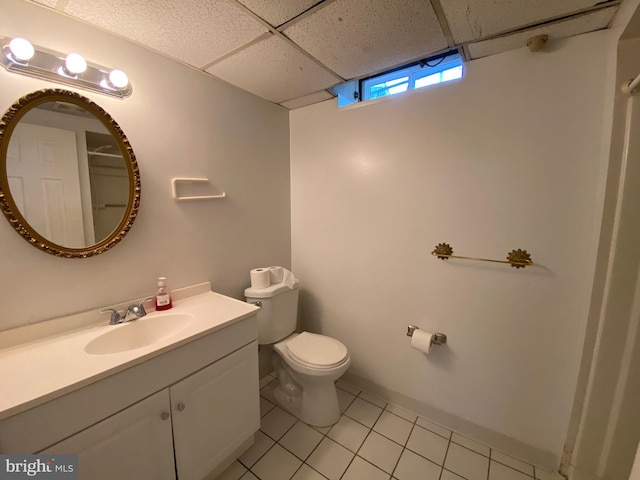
[31,0,623,109]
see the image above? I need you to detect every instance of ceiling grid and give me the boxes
[29,0,624,109]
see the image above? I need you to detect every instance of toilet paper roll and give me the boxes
[410,329,433,354]
[250,268,271,289]
[268,266,284,284]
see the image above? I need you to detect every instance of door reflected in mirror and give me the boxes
[0,89,140,258]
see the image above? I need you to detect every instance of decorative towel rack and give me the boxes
[171,177,226,201]
[431,243,533,269]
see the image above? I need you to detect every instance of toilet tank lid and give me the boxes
[244,280,299,299]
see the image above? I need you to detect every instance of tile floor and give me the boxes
[217,376,560,480]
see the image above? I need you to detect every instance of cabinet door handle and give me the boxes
[176,403,186,412]
[161,412,170,421]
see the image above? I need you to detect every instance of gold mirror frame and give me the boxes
[0,89,140,258]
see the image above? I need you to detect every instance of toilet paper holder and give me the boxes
[407,325,447,345]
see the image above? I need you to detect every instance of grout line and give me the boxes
[337,399,387,479]
[439,430,453,480]
[389,414,419,478]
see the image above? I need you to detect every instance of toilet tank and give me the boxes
[245,282,299,345]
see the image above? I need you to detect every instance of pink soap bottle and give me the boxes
[155,277,173,311]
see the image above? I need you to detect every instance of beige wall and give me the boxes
[0,0,291,330]
[290,30,617,464]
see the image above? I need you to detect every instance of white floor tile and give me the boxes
[240,472,259,480]
[343,456,390,480]
[385,403,418,423]
[534,468,563,480]
[336,379,361,395]
[344,398,383,427]
[416,417,452,439]
[251,444,302,480]
[307,437,354,480]
[260,381,279,404]
[291,464,328,480]
[441,469,466,480]
[358,431,403,474]
[492,451,534,476]
[451,433,490,457]
[280,421,324,460]
[216,460,247,480]
[373,411,413,445]
[239,431,275,468]
[444,443,490,480]
[337,387,356,413]
[393,449,442,480]
[406,424,449,465]
[261,406,297,440]
[360,391,387,408]
[260,396,275,418]
[260,375,276,389]
[311,424,332,435]
[490,461,534,479]
[327,415,370,452]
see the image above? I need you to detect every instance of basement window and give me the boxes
[333,50,463,107]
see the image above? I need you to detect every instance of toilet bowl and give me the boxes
[272,332,350,427]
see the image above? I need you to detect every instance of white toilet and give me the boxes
[245,281,350,427]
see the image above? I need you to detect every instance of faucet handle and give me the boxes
[129,296,155,318]
[98,308,124,325]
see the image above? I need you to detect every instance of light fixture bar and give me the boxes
[0,37,132,98]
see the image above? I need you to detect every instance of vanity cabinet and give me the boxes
[43,343,259,480]
[43,390,176,480]
[0,313,260,480]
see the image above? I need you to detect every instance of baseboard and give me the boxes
[342,372,558,471]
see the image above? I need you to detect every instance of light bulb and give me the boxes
[108,69,129,89]
[65,53,87,75]
[9,37,34,62]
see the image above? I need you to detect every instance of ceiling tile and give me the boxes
[467,6,618,59]
[206,35,341,104]
[31,0,58,7]
[280,90,334,109]
[62,0,268,68]
[440,0,604,43]
[284,0,448,79]
[236,0,321,27]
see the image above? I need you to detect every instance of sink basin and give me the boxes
[85,313,194,355]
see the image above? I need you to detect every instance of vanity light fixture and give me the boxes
[0,36,132,98]
[64,53,87,75]
[8,37,34,62]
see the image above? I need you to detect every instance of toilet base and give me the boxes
[273,380,341,427]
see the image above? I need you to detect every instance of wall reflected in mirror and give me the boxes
[6,101,129,248]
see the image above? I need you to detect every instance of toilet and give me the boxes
[245,280,350,427]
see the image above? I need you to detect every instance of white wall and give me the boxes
[290,31,616,462]
[0,0,291,330]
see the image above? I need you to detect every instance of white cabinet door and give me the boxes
[171,342,260,480]
[42,390,176,480]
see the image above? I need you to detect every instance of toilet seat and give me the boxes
[286,332,348,369]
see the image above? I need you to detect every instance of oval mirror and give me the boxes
[0,89,140,258]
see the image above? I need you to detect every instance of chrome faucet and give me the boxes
[99,296,154,325]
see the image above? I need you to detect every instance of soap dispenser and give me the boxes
[155,276,173,311]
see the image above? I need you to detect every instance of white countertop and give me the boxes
[0,285,258,420]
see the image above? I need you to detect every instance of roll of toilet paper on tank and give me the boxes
[411,329,433,354]
[268,266,284,284]
[250,268,271,289]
